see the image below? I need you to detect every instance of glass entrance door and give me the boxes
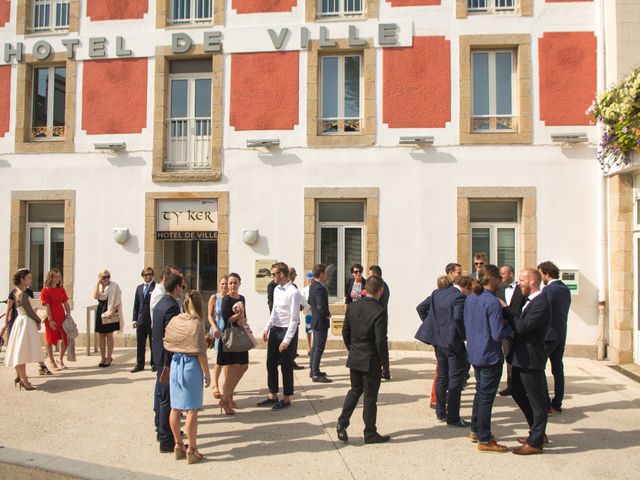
[162,240,217,308]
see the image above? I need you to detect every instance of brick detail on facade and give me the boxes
[0,65,9,137]
[230,51,299,131]
[82,58,148,134]
[0,0,9,26]
[386,0,441,6]
[232,0,297,13]
[383,36,450,128]
[539,31,597,126]
[87,0,148,21]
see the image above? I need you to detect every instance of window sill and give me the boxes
[153,170,221,183]
[315,15,367,23]
[25,29,70,37]
[460,130,531,145]
[15,140,73,153]
[307,133,375,147]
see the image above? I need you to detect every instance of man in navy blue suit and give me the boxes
[131,267,156,373]
[151,272,183,453]
[538,261,572,414]
[308,263,332,383]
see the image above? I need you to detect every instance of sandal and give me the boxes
[39,365,53,375]
[187,448,204,464]
[174,444,187,460]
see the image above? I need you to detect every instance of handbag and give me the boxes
[222,319,256,353]
[101,305,120,325]
[63,314,79,340]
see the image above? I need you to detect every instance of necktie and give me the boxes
[143,283,149,297]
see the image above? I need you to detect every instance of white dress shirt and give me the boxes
[522,289,542,312]
[504,281,518,306]
[263,281,301,344]
[149,282,166,328]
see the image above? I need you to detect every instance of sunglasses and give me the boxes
[102,275,111,279]
[474,262,484,266]
[352,270,362,274]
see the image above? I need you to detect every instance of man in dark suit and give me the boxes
[131,267,156,373]
[418,278,468,426]
[309,264,332,383]
[507,268,551,455]
[336,275,390,444]
[151,272,183,453]
[369,265,392,380]
[538,261,572,414]
[496,265,525,396]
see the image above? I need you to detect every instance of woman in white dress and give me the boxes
[4,269,45,390]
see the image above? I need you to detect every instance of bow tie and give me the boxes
[506,285,514,289]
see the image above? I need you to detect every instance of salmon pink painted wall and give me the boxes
[383,36,450,128]
[0,0,10,26]
[230,52,299,131]
[539,32,596,126]
[0,65,10,137]
[86,0,148,21]
[386,0,441,6]
[232,0,297,13]
[82,59,148,134]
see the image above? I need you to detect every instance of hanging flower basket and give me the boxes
[589,68,640,172]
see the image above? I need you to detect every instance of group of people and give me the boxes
[416,255,571,455]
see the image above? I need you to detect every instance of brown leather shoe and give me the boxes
[477,440,508,453]
[512,444,543,455]
[469,432,496,443]
[516,435,549,445]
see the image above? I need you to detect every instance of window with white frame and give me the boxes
[31,0,70,32]
[32,65,66,140]
[317,201,365,300]
[170,0,213,24]
[166,59,212,171]
[470,200,519,274]
[26,202,65,292]
[471,50,516,132]
[319,0,364,18]
[320,54,362,134]
[468,0,515,13]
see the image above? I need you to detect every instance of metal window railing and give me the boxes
[165,118,212,171]
[468,0,514,12]
[320,0,364,17]
[32,0,70,32]
[170,0,213,24]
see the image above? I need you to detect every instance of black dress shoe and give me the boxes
[151,364,157,372]
[499,387,511,396]
[130,365,144,373]
[364,433,390,444]
[292,362,305,370]
[159,442,176,453]
[309,371,327,378]
[256,397,279,407]
[382,371,391,381]
[336,425,348,442]
[447,419,470,428]
[272,400,291,411]
[312,375,333,383]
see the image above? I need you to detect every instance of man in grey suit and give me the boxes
[308,264,332,383]
[336,275,390,444]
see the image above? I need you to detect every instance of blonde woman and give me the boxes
[92,270,122,367]
[164,290,211,464]
[40,268,70,370]
[207,275,228,399]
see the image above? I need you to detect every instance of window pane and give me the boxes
[318,201,365,222]
[471,228,491,272]
[194,79,211,118]
[50,227,65,273]
[472,53,489,116]
[53,67,66,127]
[495,52,512,116]
[28,202,65,222]
[196,0,212,19]
[170,79,188,118]
[344,56,360,118]
[169,59,212,74]
[198,240,217,309]
[344,227,362,290]
[322,57,338,118]
[470,201,518,222]
[497,228,516,269]
[33,68,49,127]
[173,0,190,20]
[320,228,339,297]
[163,240,198,289]
[29,227,45,292]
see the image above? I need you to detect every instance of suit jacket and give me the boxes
[308,280,330,330]
[497,282,526,317]
[342,296,389,372]
[345,278,366,304]
[378,281,390,311]
[507,291,551,370]
[151,295,181,371]
[415,286,466,353]
[543,280,572,353]
[132,281,156,327]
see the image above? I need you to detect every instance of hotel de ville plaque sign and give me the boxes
[156,200,218,240]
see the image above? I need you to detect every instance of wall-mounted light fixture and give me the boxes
[242,229,259,245]
[246,139,280,148]
[94,141,127,151]
[399,136,434,146]
[113,228,129,244]
[550,133,588,144]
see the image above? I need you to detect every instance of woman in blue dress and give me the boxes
[165,290,210,464]
[207,275,228,400]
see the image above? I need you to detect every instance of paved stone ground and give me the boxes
[1,348,639,480]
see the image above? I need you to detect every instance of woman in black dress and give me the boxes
[92,270,122,367]
[217,272,249,415]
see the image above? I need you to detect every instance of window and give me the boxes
[468,0,515,14]
[31,0,70,32]
[472,51,515,132]
[317,201,365,300]
[26,202,65,292]
[166,59,212,171]
[319,0,364,18]
[470,200,518,273]
[320,55,361,134]
[32,65,66,140]
[170,0,212,24]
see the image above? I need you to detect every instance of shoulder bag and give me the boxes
[222,318,256,352]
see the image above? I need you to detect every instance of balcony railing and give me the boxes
[319,0,364,18]
[32,0,70,32]
[468,0,515,12]
[165,118,212,171]
[472,115,517,132]
[32,125,66,139]
[169,0,213,24]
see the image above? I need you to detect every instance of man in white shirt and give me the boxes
[497,265,525,396]
[258,262,302,411]
[149,265,181,329]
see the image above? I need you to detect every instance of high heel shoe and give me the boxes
[219,399,236,416]
[103,358,113,367]
[39,365,53,375]
[19,380,36,391]
[14,377,20,388]
[186,449,204,464]
[229,398,237,409]
[174,444,187,460]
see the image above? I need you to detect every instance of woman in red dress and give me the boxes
[40,268,70,370]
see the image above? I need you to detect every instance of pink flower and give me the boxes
[361,289,368,296]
